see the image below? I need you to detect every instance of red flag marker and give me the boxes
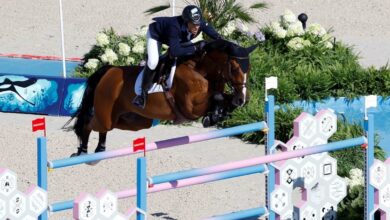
[32,117,46,137]
[133,137,146,157]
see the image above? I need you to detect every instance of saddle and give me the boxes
[152,53,176,89]
[135,54,189,124]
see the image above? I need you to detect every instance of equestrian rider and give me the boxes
[132,5,222,109]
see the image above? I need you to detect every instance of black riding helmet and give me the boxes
[182,5,202,25]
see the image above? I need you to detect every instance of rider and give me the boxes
[132,5,222,109]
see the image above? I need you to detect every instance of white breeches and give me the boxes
[146,30,161,70]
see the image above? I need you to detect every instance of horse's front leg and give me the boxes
[201,93,226,127]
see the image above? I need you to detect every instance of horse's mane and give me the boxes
[204,39,247,57]
[202,39,252,73]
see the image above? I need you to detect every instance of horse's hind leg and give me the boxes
[94,132,107,153]
[84,132,107,166]
[71,127,92,157]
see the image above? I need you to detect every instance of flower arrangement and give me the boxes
[262,9,334,51]
[219,20,265,46]
[73,20,265,77]
[73,27,148,77]
[344,168,364,188]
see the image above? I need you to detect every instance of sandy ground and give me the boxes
[1,0,390,219]
[1,0,389,67]
[0,112,265,219]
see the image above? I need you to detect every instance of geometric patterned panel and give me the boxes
[270,109,347,220]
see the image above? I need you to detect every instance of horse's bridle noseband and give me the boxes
[224,55,249,93]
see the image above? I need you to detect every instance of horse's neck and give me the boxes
[175,52,226,82]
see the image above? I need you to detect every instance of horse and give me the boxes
[65,39,258,156]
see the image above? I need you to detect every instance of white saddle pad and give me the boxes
[134,60,177,95]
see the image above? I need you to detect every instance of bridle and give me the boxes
[198,47,249,96]
[223,55,249,94]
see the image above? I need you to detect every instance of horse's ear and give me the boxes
[245,44,258,54]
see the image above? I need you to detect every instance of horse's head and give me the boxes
[202,39,258,107]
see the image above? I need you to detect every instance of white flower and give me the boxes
[344,177,351,186]
[324,41,333,49]
[222,21,236,36]
[191,33,204,43]
[344,168,364,188]
[236,21,252,37]
[126,57,135,65]
[236,22,249,33]
[269,22,287,39]
[84,58,100,70]
[96,33,110,47]
[286,22,305,37]
[132,41,145,54]
[100,48,118,64]
[322,33,332,41]
[287,37,306,50]
[307,23,327,37]
[271,22,282,31]
[118,42,130,56]
[275,28,287,39]
[130,35,138,42]
[282,9,297,25]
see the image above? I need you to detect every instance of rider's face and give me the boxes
[187,22,200,35]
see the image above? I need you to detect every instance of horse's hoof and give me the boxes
[202,116,211,128]
[70,151,86,157]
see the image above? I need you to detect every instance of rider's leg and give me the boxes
[132,29,160,108]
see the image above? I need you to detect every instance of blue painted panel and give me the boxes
[0,57,80,77]
[0,74,64,115]
[59,78,86,116]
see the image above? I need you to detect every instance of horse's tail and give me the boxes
[63,65,112,141]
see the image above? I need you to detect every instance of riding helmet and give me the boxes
[182,5,202,25]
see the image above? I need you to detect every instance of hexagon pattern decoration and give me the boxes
[370,158,390,216]
[0,168,47,219]
[270,109,348,219]
[294,204,318,220]
[73,189,131,220]
[270,187,290,214]
[370,159,388,189]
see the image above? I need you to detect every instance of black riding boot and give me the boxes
[132,65,155,109]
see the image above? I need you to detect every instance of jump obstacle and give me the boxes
[36,93,378,220]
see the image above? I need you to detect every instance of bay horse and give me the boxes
[66,39,257,156]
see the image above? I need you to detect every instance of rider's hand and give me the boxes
[195,41,206,52]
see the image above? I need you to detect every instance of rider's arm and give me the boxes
[201,22,222,40]
[168,26,197,57]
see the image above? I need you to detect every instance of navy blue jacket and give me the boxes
[149,16,221,57]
